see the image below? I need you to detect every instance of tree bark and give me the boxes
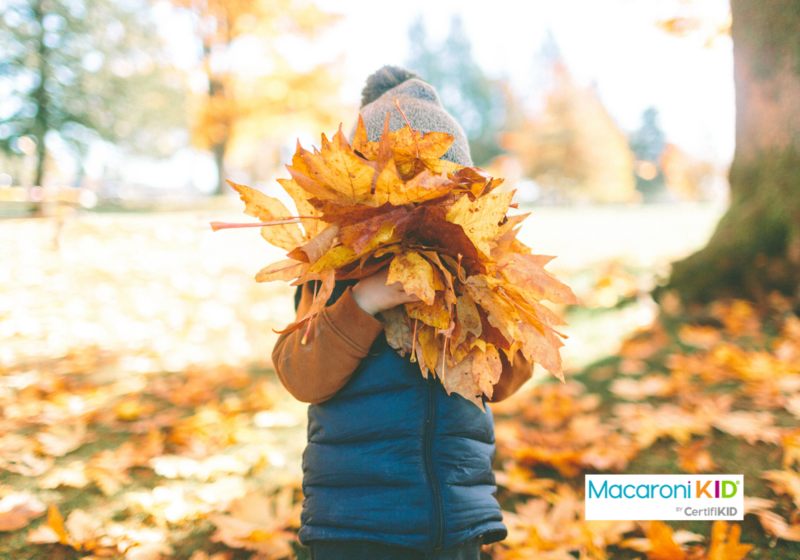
[31,0,50,216]
[664,0,800,305]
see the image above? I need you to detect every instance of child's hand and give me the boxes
[351,266,421,316]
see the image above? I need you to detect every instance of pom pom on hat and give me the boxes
[350,65,473,168]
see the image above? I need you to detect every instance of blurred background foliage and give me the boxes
[0,0,186,188]
[0,0,730,210]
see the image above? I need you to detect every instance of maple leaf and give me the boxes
[711,410,783,445]
[38,461,90,489]
[296,125,376,206]
[498,253,580,306]
[644,521,686,560]
[35,420,87,457]
[706,521,753,560]
[228,181,304,252]
[276,177,322,240]
[446,191,513,255]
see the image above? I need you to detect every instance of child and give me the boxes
[272,66,533,560]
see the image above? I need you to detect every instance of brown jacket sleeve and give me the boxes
[271,283,385,404]
[271,282,534,404]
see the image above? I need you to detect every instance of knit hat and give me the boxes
[349,66,473,167]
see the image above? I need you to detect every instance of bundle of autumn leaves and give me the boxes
[218,110,578,406]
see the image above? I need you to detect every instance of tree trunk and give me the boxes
[664,0,800,305]
[31,0,49,216]
[212,140,227,196]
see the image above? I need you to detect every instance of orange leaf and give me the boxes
[645,521,686,560]
[706,521,753,560]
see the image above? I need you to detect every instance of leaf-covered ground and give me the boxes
[2,204,798,559]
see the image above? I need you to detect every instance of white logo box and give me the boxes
[585,474,744,521]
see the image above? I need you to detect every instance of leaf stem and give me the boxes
[441,335,448,380]
[210,218,316,231]
[410,318,418,363]
[301,281,320,345]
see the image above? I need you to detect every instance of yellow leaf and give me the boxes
[386,170,451,206]
[454,294,482,347]
[311,221,397,273]
[473,344,502,399]
[406,292,450,329]
[446,191,513,255]
[373,158,405,206]
[351,114,371,158]
[228,181,304,251]
[300,126,376,205]
[276,178,321,240]
[387,250,436,305]
[255,260,307,283]
[418,326,439,376]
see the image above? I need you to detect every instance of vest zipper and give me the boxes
[424,374,445,551]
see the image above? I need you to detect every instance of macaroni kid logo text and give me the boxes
[585,475,744,521]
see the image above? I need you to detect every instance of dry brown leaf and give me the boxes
[675,440,716,474]
[755,510,800,542]
[382,306,413,356]
[711,410,783,445]
[38,461,90,489]
[762,470,800,509]
[209,491,297,558]
[0,494,46,531]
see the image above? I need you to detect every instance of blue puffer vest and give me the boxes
[295,281,507,553]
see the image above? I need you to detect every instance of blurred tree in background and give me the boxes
[659,143,717,201]
[0,0,186,191]
[665,0,800,304]
[503,57,636,204]
[629,107,669,203]
[406,15,510,166]
[166,0,342,195]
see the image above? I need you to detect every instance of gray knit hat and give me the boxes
[349,66,473,167]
